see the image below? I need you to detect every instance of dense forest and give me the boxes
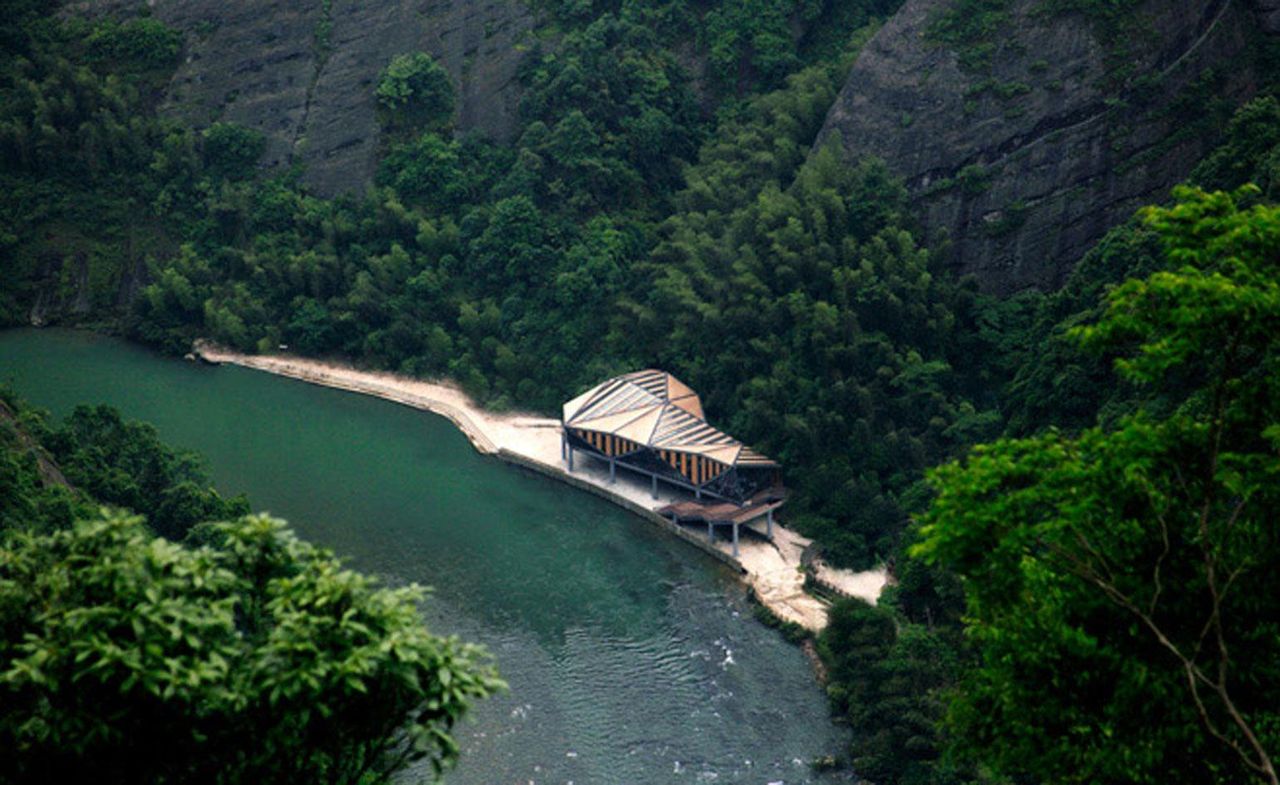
[0,390,501,781]
[2,0,1280,782]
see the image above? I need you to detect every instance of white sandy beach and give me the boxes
[193,342,886,631]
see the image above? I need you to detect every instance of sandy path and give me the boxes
[194,341,562,460]
[192,342,885,630]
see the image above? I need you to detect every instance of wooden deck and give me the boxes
[657,498,785,526]
[656,495,785,557]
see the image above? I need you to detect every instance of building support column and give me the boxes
[568,446,574,472]
[766,508,773,539]
[609,459,616,484]
[560,431,567,460]
[732,523,739,558]
[695,486,702,501]
[651,474,658,499]
[707,521,714,544]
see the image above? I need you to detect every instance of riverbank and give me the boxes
[192,341,886,631]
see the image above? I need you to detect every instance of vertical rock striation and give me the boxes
[817,0,1278,293]
[71,0,537,196]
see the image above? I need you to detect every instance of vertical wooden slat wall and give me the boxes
[575,432,736,487]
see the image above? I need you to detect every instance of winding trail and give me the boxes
[193,342,886,631]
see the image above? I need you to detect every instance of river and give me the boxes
[0,328,848,784]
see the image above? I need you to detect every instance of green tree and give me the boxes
[0,391,251,540]
[202,122,265,181]
[82,17,183,70]
[637,141,995,567]
[0,392,87,535]
[0,512,503,784]
[1190,96,1280,197]
[915,187,1280,784]
[820,599,970,785]
[375,53,455,134]
[378,132,464,212]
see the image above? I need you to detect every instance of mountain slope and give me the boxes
[818,0,1279,292]
[73,0,536,195]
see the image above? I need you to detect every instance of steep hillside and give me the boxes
[819,0,1280,292]
[69,0,536,195]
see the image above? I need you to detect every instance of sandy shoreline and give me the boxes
[193,341,885,631]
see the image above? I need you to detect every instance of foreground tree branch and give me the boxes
[914,187,1280,784]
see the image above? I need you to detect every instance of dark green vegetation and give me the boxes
[916,187,1280,784]
[0,328,852,784]
[0,390,501,783]
[925,0,1145,72]
[535,0,900,95]
[5,0,1280,782]
[0,389,245,537]
[0,514,501,784]
[818,118,1280,784]
[3,0,952,570]
[376,52,456,135]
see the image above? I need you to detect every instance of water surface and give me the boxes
[0,328,847,784]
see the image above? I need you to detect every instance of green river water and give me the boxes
[0,328,849,784]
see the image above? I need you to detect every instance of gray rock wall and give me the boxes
[69,0,537,196]
[818,0,1276,293]
[1259,0,1280,33]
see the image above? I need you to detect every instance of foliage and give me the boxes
[1190,96,1280,198]
[536,0,901,95]
[0,392,87,535]
[997,219,1162,435]
[926,0,1014,70]
[1001,95,1280,439]
[5,2,1280,783]
[0,8,191,327]
[0,35,165,180]
[44,404,248,540]
[702,0,817,92]
[202,122,265,181]
[80,16,183,69]
[377,132,465,212]
[636,138,1000,565]
[121,25,893,428]
[915,187,1280,784]
[0,512,503,784]
[0,393,246,541]
[819,599,971,784]
[513,13,701,212]
[375,52,456,134]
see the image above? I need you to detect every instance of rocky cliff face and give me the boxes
[1260,0,1280,32]
[72,0,536,196]
[818,0,1279,293]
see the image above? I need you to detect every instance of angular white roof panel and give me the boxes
[563,370,777,469]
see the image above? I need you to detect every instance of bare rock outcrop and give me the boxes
[71,0,536,196]
[1259,0,1280,33]
[818,0,1277,293]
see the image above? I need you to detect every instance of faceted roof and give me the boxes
[562,370,778,468]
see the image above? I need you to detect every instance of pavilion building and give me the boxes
[561,370,784,554]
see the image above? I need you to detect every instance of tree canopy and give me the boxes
[915,187,1280,784]
[375,52,456,134]
[0,512,503,784]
